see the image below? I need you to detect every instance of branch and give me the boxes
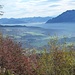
[0,11,4,16]
[0,5,3,9]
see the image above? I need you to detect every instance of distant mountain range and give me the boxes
[46,10,75,23]
[0,17,52,24]
[0,25,26,27]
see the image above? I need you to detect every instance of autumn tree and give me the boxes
[0,34,38,75]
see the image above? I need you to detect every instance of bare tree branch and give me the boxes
[0,5,3,9]
[0,5,4,16]
[0,11,4,15]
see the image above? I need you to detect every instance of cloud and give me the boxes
[49,5,60,7]
[0,0,75,18]
[47,0,60,2]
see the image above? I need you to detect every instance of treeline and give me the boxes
[0,33,75,75]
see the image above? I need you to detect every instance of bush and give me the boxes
[0,33,37,75]
[36,37,75,75]
[0,33,75,75]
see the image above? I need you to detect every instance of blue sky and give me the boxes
[0,0,75,18]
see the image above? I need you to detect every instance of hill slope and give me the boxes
[46,10,75,23]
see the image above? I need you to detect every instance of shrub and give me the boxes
[0,33,37,75]
[0,33,75,75]
[36,37,75,75]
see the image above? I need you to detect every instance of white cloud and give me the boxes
[0,0,75,18]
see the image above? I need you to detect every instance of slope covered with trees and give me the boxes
[46,10,75,23]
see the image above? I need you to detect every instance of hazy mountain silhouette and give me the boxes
[0,17,52,24]
[46,10,75,23]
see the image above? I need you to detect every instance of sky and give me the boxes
[0,0,75,18]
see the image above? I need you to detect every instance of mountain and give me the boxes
[46,10,75,23]
[0,18,26,24]
[0,17,52,24]
[0,25,26,27]
[19,17,52,23]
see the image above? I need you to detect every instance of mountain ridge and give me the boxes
[46,10,75,23]
[0,17,52,24]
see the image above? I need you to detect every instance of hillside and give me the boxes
[46,10,75,23]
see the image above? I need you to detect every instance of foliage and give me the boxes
[0,33,75,75]
[0,33,37,75]
[36,37,75,75]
